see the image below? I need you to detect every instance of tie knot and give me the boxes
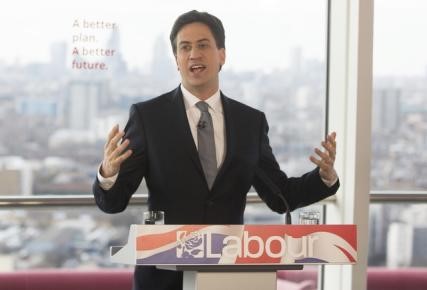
[196,101,209,113]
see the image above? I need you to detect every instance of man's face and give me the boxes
[175,22,226,98]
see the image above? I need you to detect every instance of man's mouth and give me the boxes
[189,64,206,73]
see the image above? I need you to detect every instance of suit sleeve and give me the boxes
[252,113,339,214]
[92,104,147,213]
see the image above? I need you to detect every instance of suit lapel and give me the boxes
[211,93,235,191]
[169,87,206,180]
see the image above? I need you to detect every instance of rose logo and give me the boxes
[176,231,204,258]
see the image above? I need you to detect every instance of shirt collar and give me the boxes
[181,84,222,113]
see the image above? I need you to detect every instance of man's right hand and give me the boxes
[100,124,133,178]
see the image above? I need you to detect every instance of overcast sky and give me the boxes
[0,0,426,76]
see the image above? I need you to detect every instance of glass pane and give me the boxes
[371,0,427,191]
[369,203,427,267]
[0,0,327,196]
[0,206,145,271]
[368,203,427,290]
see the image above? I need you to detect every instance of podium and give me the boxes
[111,225,357,290]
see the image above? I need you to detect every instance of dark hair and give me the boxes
[170,10,225,55]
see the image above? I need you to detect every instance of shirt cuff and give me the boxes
[97,164,118,190]
[320,169,339,188]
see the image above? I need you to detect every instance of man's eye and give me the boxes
[199,43,209,49]
[180,45,191,51]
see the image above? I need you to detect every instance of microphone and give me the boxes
[255,168,292,224]
[197,120,206,129]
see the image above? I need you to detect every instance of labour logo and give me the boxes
[176,231,204,258]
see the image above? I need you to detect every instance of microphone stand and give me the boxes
[255,169,292,224]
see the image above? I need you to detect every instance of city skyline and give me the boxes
[1,0,427,75]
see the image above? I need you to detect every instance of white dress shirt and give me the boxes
[180,84,226,167]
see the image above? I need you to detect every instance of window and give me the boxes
[371,0,427,191]
[369,203,427,268]
[369,0,427,286]
[0,206,143,270]
[0,0,328,196]
[0,3,328,287]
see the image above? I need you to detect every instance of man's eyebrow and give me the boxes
[178,38,210,45]
[178,41,191,46]
[197,38,210,43]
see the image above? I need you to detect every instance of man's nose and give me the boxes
[189,47,202,59]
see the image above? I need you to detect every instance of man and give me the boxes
[93,10,339,290]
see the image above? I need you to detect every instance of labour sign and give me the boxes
[125,225,357,265]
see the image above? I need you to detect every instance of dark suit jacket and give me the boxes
[93,86,339,290]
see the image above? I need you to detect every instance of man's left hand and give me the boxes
[309,132,337,185]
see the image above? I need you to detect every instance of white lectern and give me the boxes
[111,224,357,290]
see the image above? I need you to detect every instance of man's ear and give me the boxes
[174,54,180,71]
[219,48,226,66]
[219,48,226,71]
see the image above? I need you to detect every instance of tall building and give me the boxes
[104,28,127,76]
[50,42,67,76]
[387,222,413,267]
[373,88,401,133]
[66,81,105,131]
[150,35,176,85]
[289,46,303,76]
[368,205,388,265]
[412,227,427,266]
[0,157,33,196]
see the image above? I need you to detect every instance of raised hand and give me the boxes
[100,124,133,178]
[309,132,337,184]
